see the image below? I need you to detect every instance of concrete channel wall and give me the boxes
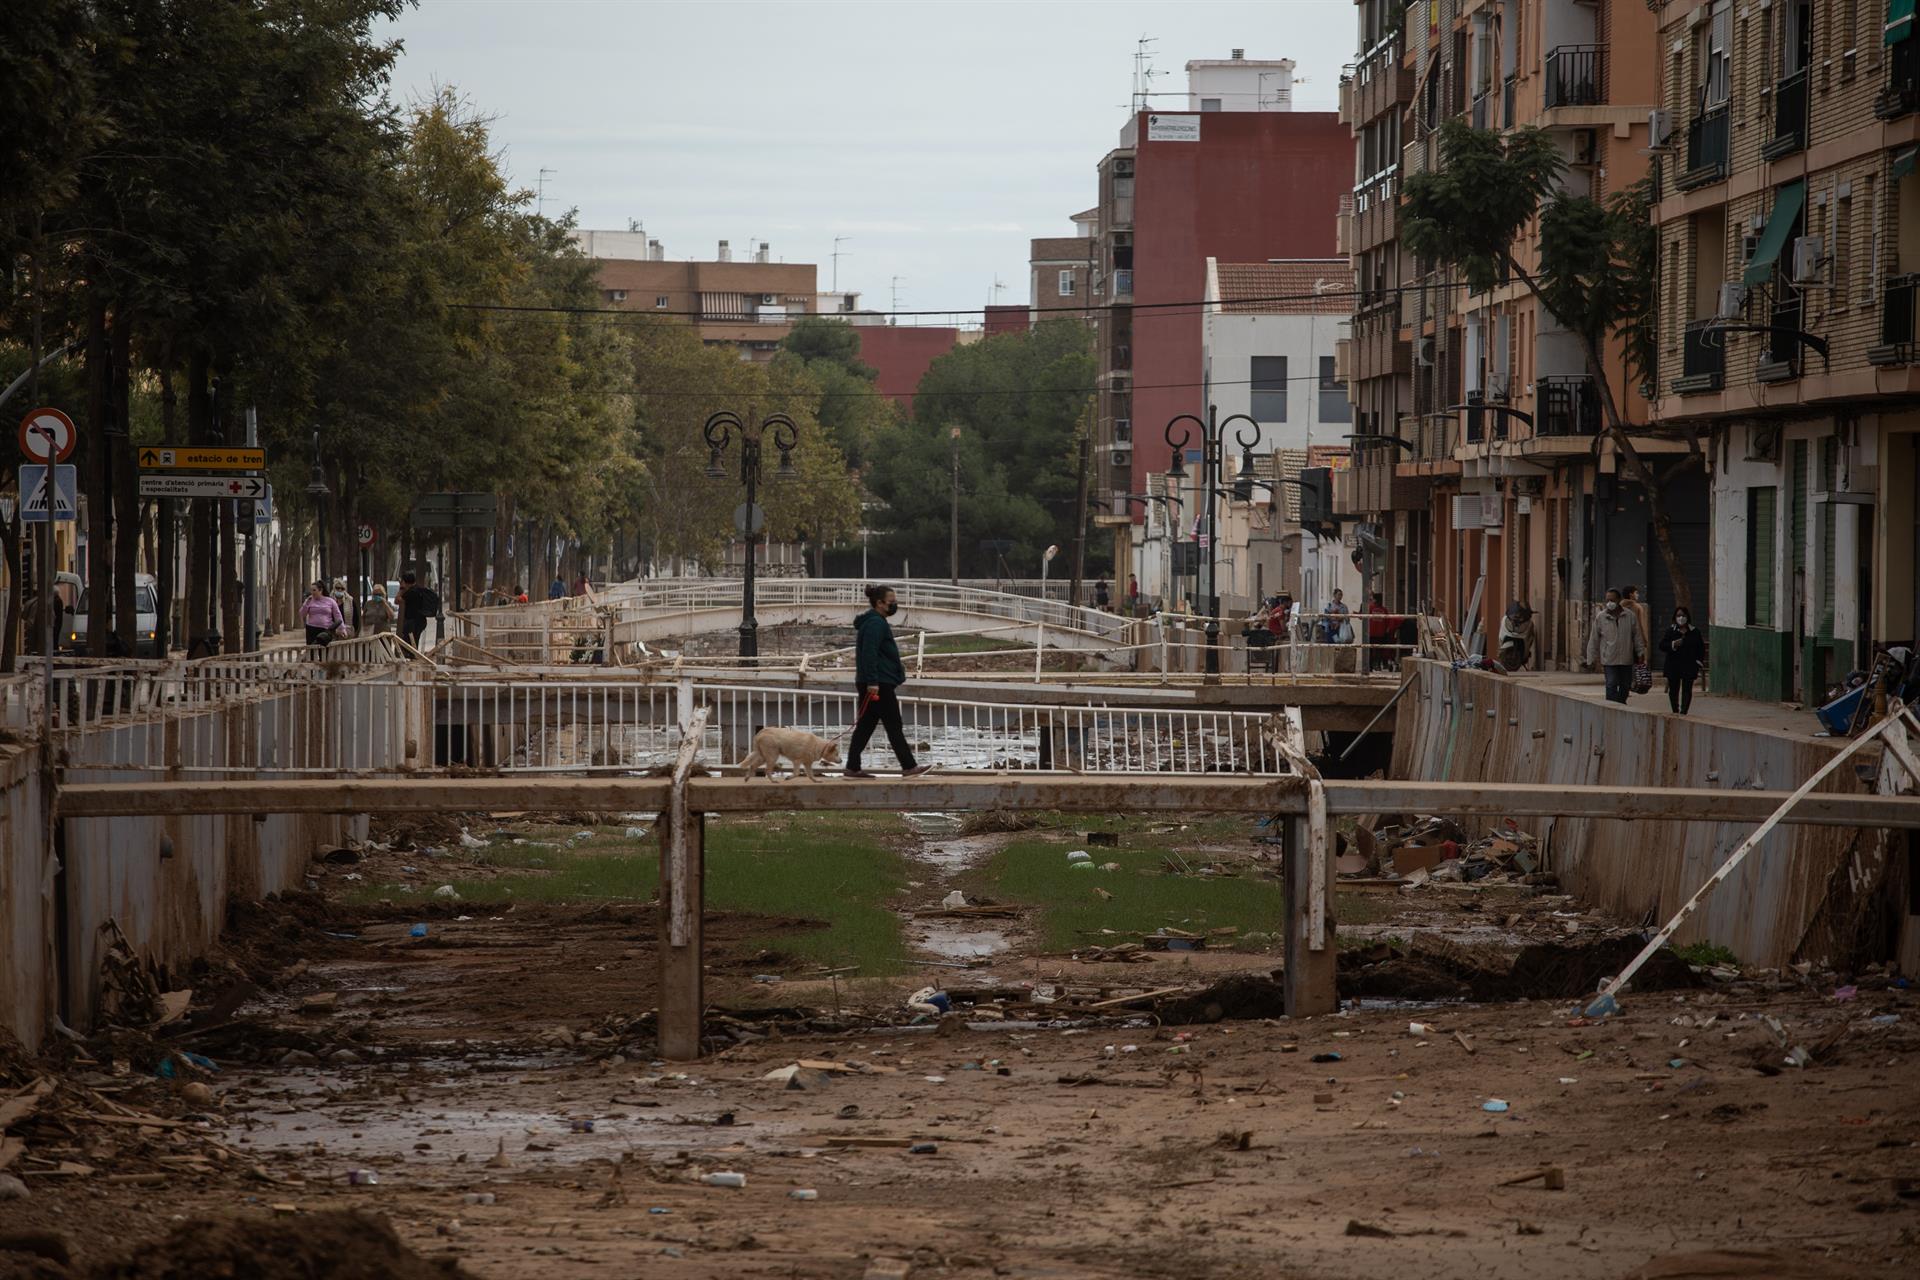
[0,675,418,1051]
[1391,659,1883,968]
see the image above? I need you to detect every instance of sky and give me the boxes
[382,0,1356,319]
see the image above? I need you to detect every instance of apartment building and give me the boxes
[1028,210,1099,327]
[1336,0,1692,664]
[1084,51,1352,584]
[570,233,818,363]
[1652,0,1920,701]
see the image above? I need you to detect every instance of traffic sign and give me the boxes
[19,464,77,523]
[137,446,264,472]
[411,492,496,530]
[256,483,273,527]
[138,473,267,500]
[733,502,766,536]
[18,408,76,463]
[356,521,377,549]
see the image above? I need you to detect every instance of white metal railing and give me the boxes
[594,579,1132,641]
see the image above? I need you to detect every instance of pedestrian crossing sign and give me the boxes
[18,464,77,523]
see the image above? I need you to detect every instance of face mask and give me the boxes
[1606,601,1620,614]
[1674,615,1689,628]
[884,602,898,617]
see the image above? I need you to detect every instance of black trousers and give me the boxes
[1667,673,1695,714]
[848,684,915,771]
[402,617,427,647]
[1603,664,1633,704]
[304,624,334,647]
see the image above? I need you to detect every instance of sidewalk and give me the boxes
[1505,669,1825,744]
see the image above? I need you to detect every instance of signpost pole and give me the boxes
[243,408,258,651]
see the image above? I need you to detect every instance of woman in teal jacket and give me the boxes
[846,585,931,778]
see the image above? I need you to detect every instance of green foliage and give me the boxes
[1401,121,1563,291]
[864,320,1093,577]
[774,317,894,474]
[1674,940,1739,968]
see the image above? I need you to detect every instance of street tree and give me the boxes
[1400,120,1691,605]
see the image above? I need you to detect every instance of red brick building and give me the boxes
[853,326,973,410]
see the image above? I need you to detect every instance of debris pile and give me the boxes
[0,1210,475,1279]
[1339,933,1701,1002]
[1341,816,1553,889]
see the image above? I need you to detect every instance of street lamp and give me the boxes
[304,430,331,596]
[1164,406,1259,675]
[704,408,796,659]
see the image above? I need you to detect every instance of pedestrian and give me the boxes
[513,584,529,604]
[572,573,589,599]
[1095,579,1111,610]
[1584,588,1646,704]
[1126,574,1140,616]
[1657,604,1707,714]
[548,575,566,600]
[844,584,932,780]
[300,581,344,649]
[1365,591,1395,670]
[1322,588,1352,644]
[398,570,439,649]
[363,583,396,636]
[1621,583,1651,653]
[1497,601,1536,671]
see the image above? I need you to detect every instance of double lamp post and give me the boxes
[704,408,797,659]
[1164,405,1262,676]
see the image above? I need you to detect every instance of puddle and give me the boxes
[913,921,1010,960]
[902,811,963,836]
[915,833,1006,875]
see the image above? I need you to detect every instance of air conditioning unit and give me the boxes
[1113,418,1133,443]
[760,294,778,306]
[1717,282,1748,318]
[1746,424,1781,462]
[1648,108,1673,149]
[1573,129,1598,164]
[1415,336,1435,367]
[1790,235,1826,285]
[1111,448,1133,468]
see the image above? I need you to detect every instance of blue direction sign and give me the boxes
[19,464,77,523]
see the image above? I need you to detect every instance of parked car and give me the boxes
[64,573,161,657]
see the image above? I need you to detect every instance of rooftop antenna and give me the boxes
[832,236,851,292]
[1132,35,1163,114]
[990,277,1007,308]
[891,275,906,325]
[537,168,558,218]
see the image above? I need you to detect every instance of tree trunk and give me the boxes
[111,314,137,656]
[185,352,212,653]
[157,363,176,656]
[84,292,111,656]
[0,511,19,673]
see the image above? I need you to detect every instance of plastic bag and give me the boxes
[1631,662,1652,695]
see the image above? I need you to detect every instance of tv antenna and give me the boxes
[1132,36,1164,113]
[833,236,851,292]
[537,168,558,218]
[891,275,907,323]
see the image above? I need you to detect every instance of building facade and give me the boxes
[1651,0,1920,701]
[571,233,819,363]
[1028,209,1099,327]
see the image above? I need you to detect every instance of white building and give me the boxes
[1184,51,1295,112]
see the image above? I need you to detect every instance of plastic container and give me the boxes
[788,1189,818,1201]
[702,1172,746,1188]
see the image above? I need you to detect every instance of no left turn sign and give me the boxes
[17,407,76,463]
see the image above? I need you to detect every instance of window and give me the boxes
[1200,97,1223,112]
[654,295,670,308]
[1783,0,1813,76]
[1835,190,1853,307]
[1251,356,1288,422]
[605,289,628,303]
[1058,270,1075,296]
[1747,485,1777,626]
[1318,355,1351,423]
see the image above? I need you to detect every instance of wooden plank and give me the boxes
[1283,816,1338,1017]
[657,807,705,1063]
[51,776,1920,828]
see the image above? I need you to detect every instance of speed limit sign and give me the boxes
[356,522,377,549]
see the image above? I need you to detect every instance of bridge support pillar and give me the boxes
[1282,815,1338,1017]
[657,808,706,1060]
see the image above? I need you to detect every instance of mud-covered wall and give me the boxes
[1,744,55,1050]
[1390,660,1878,968]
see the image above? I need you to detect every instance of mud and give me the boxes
[0,1212,472,1279]
[1340,933,1702,1003]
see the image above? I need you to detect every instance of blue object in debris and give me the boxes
[927,991,951,1013]
[1584,991,1620,1019]
[409,923,428,939]
[156,1051,219,1080]
[1815,683,1869,736]
[1482,1099,1510,1113]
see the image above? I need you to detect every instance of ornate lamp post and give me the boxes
[304,431,331,596]
[1164,406,1260,676]
[704,408,796,659]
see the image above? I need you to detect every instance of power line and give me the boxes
[597,370,1344,402]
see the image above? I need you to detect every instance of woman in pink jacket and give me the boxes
[300,581,344,648]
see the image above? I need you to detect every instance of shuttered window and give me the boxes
[1819,437,1838,636]
[1748,486,1778,627]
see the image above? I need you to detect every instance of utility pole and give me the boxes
[1068,398,1092,608]
[949,426,961,585]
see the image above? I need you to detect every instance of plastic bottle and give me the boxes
[702,1171,746,1188]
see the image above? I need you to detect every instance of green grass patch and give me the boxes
[963,842,1287,953]
[917,632,1026,655]
[348,813,915,976]
[1674,940,1739,968]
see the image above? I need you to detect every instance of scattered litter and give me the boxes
[458,831,487,850]
[753,974,782,984]
[1499,1166,1566,1190]
[433,885,458,899]
[408,923,428,939]
[1066,850,1092,864]
[624,826,649,839]
[1869,1014,1901,1026]
[909,1142,937,1155]
[1408,1021,1434,1036]
[1482,1099,1510,1113]
[941,890,968,909]
[1831,985,1858,1002]
[789,1188,819,1200]
[1070,861,1096,872]
[347,1169,379,1186]
[463,1192,496,1206]
[701,1171,747,1188]
[1310,1052,1342,1064]
[1784,1046,1812,1069]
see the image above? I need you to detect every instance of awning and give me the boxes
[1743,180,1807,287]
[1895,145,1920,180]
[1889,0,1914,45]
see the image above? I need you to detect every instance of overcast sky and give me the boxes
[383,0,1355,318]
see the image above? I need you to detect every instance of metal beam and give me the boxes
[53,777,1920,827]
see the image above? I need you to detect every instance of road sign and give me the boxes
[138,473,267,500]
[356,522,377,549]
[18,408,76,463]
[256,483,273,527]
[732,502,766,536]
[19,464,77,523]
[411,492,497,530]
[137,446,264,472]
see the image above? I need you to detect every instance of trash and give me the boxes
[1831,985,1859,1002]
[485,1139,512,1169]
[648,1207,672,1215]
[701,1172,747,1188]
[909,1142,937,1154]
[1482,1099,1510,1113]
[1099,861,1120,872]
[462,1192,496,1206]
[1066,850,1092,864]
[941,890,968,909]
[298,992,339,1015]
[1407,1021,1435,1037]
[180,1082,215,1108]
[570,1118,596,1133]
[1668,1058,1687,1069]
[347,1169,379,1186]
[1869,1014,1901,1026]
[1310,1052,1342,1064]
[752,974,782,984]
[433,885,459,899]
[1499,1167,1566,1191]
[907,987,950,1013]
[408,923,428,939]
[1070,861,1096,872]
[0,1174,29,1202]
[1784,1046,1812,1069]
[788,1188,819,1200]
[1583,991,1619,1019]
[458,831,487,850]
[624,826,649,839]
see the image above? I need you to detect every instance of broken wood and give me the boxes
[1453,1030,1475,1055]
[1085,986,1186,1009]
[1498,1166,1566,1190]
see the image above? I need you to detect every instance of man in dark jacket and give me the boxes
[846,585,931,778]
[398,571,440,649]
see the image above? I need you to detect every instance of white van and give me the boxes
[64,573,161,657]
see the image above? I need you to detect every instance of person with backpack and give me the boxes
[398,571,439,648]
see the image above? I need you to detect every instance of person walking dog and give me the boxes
[845,585,932,779]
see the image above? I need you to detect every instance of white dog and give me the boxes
[736,726,842,782]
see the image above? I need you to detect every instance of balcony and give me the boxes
[1113,269,1133,300]
[1756,293,1803,383]
[1679,107,1730,191]
[1762,68,1809,161]
[1877,38,1920,119]
[1536,376,1601,436]
[1471,89,1492,130]
[1672,318,1725,394]
[1544,45,1602,109]
[1869,273,1920,365]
